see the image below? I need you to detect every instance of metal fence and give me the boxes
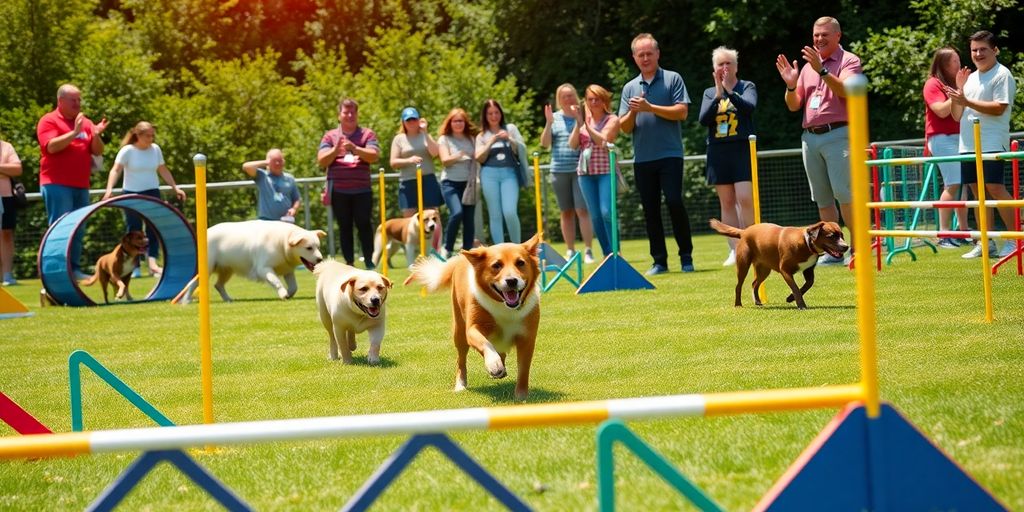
[10,134,1023,279]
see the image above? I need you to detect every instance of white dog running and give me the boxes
[180,220,325,304]
[314,259,391,364]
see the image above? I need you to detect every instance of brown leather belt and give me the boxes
[805,122,847,135]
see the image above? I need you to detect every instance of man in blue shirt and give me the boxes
[242,148,301,222]
[619,33,695,275]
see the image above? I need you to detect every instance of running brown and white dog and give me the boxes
[314,259,391,364]
[371,209,442,268]
[405,234,540,400]
[710,219,849,309]
[80,230,149,303]
[179,220,325,304]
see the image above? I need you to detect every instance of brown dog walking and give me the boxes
[710,219,849,309]
[79,231,149,303]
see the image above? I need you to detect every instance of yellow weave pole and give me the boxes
[749,135,767,303]
[416,165,426,258]
[532,152,543,243]
[973,119,994,323]
[378,168,388,277]
[416,165,426,297]
[192,154,214,426]
[845,75,879,418]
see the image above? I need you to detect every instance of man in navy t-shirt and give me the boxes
[619,33,695,275]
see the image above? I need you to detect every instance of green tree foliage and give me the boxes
[852,0,1022,139]
[2,0,1022,278]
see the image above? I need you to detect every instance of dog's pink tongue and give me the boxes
[502,290,519,306]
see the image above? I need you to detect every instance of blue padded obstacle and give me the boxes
[38,194,196,306]
[755,402,1007,511]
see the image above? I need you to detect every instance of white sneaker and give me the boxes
[722,250,736,266]
[962,240,997,259]
[998,241,1019,258]
[583,249,595,264]
[565,249,576,260]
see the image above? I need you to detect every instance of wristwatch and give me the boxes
[818,67,829,77]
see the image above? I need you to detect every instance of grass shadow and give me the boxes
[756,304,857,311]
[333,355,399,368]
[469,382,566,403]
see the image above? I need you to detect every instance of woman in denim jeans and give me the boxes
[575,85,620,257]
[474,99,525,244]
[437,108,479,257]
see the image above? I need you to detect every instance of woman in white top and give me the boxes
[102,121,187,275]
[475,99,527,244]
[390,107,441,218]
[437,108,480,256]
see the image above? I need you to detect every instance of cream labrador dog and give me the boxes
[371,209,442,268]
[180,220,325,304]
[314,259,391,364]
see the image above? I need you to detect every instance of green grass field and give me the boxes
[2,234,1022,510]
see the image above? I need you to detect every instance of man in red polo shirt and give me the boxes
[776,17,862,264]
[37,84,109,278]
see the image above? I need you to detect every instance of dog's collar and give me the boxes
[804,231,824,256]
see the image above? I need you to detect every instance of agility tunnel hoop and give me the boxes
[37,194,197,307]
[69,350,175,432]
[577,144,654,294]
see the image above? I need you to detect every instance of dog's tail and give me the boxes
[403,255,456,291]
[79,272,98,287]
[709,218,743,239]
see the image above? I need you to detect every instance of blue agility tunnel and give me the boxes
[38,194,197,306]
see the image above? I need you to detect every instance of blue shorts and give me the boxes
[398,174,443,210]
[706,140,752,185]
[959,155,1005,185]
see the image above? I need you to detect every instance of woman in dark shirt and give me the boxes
[698,46,757,267]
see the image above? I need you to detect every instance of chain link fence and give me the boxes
[10,136,1023,279]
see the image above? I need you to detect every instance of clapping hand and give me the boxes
[955,67,970,89]
[568,103,583,122]
[800,46,823,73]
[543,104,553,124]
[92,117,109,136]
[627,96,651,112]
[775,54,799,89]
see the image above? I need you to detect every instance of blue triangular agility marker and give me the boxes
[342,433,530,512]
[69,349,175,432]
[539,242,566,267]
[597,419,723,512]
[87,450,252,512]
[577,254,654,294]
[755,402,1007,511]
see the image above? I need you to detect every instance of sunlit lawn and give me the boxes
[1,234,1022,510]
